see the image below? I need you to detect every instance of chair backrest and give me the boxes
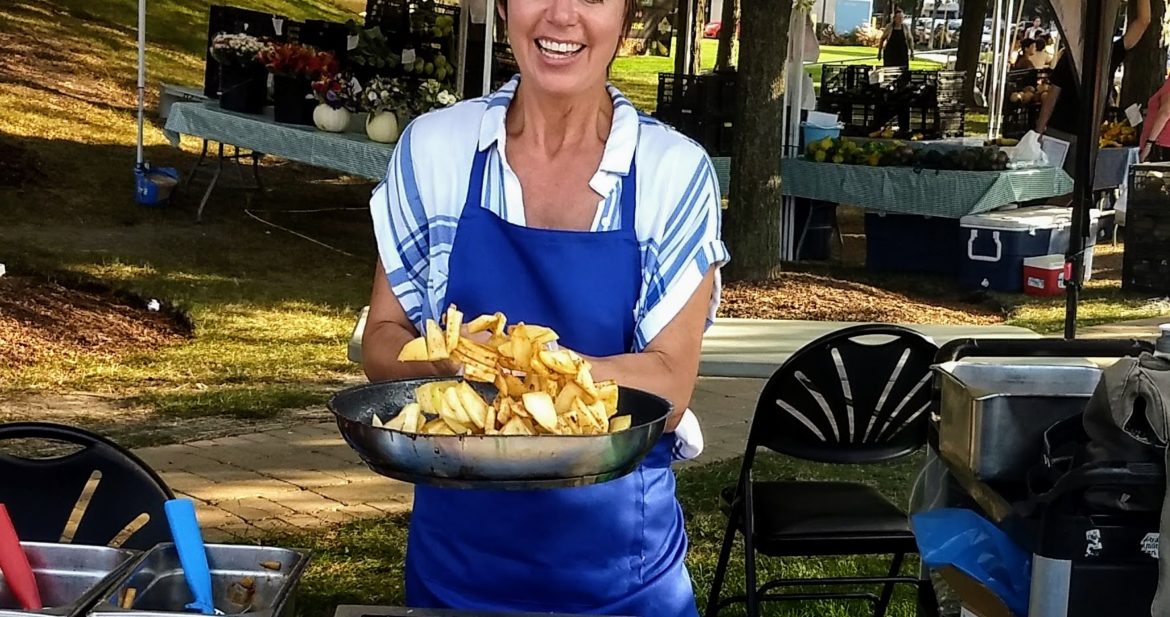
[748,324,940,464]
[0,422,174,550]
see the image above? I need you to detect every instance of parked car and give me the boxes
[703,20,740,38]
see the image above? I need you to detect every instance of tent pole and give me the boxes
[1064,0,1111,339]
[136,0,146,168]
[481,5,494,96]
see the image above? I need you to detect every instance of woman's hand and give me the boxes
[1141,143,1153,162]
[362,260,460,382]
[580,269,716,432]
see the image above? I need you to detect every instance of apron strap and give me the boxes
[466,148,491,212]
[620,158,637,232]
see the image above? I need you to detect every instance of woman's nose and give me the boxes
[545,0,578,26]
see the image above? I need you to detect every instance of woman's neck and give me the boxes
[506,82,613,157]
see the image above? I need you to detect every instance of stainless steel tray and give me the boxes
[935,360,1103,482]
[328,378,672,490]
[88,544,309,617]
[0,542,140,617]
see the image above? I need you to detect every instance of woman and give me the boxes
[361,0,729,612]
[878,8,912,68]
[1012,38,1036,71]
[1139,73,1170,162]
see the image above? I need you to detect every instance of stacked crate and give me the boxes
[654,69,737,156]
[816,66,966,139]
[1122,163,1170,293]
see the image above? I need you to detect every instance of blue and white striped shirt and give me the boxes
[369,75,730,352]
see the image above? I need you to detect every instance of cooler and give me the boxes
[1022,254,1069,297]
[865,212,961,275]
[959,206,1100,292]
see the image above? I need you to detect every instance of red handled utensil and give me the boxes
[0,503,42,610]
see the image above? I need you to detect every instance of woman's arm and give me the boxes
[1143,97,1170,161]
[1124,0,1152,50]
[362,259,457,382]
[584,269,716,432]
[1035,84,1059,136]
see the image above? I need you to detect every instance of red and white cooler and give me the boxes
[1022,254,1072,297]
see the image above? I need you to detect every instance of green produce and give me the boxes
[805,137,1010,171]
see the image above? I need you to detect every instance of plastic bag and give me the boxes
[1007,130,1048,168]
[910,508,1032,617]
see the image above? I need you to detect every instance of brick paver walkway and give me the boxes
[134,377,763,541]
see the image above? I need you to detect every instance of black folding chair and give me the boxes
[0,422,174,550]
[705,324,940,617]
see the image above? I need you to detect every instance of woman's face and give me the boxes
[504,0,627,99]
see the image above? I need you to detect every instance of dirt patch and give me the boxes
[718,272,1005,324]
[0,272,191,368]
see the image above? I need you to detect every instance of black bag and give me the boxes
[1025,355,1170,515]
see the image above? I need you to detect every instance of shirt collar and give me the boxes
[476,74,639,178]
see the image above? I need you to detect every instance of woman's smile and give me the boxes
[534,37,586,59]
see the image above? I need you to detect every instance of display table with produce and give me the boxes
[782,138,1074,218]
[164,101,397,220]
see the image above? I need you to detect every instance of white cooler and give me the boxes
[959,206,1100,292]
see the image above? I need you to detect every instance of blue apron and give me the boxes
[403,145,698,617]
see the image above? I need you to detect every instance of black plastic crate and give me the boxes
[697,118,734,157]
[820,64,874,97]
[1123,251,1170,293]
[656,73,701,117]
[939,105,966,137]
[937,70,966,105]
[698,70,737,118]
[1002,103,1041,139]
[1129,163,1170,207]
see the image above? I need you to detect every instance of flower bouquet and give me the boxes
[310,73,357,132]
[210,32,271,114]
[260,42,338,125]
[361,76,409,143]
[411,78,460,117]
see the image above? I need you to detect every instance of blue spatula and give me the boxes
[164,499,222,615]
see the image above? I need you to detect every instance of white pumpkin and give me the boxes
[313,104,350,133]
[365,111,399,143]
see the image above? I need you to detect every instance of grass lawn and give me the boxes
[610,39,942,111]
[260,452,928,617]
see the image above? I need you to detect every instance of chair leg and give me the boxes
[743,479,760,617]
[704,506,739,617]
[873,552,904,617]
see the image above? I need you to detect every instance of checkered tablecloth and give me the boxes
[709,157,1074,218]
[164,101,395,181]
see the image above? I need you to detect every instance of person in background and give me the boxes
[1031,33,1053,68]
[1034,0,1151,176]
[877,7,912,68]
[1025,16,1044,40]
[1013,38,1037,70]
[1139,72,1170,162]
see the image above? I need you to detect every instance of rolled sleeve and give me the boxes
[635,148,730,351]
[369,123,432,333]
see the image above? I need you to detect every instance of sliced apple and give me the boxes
[521,391,558,433]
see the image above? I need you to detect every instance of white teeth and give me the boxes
[537,39,583,54]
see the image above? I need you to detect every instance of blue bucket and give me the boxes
[802,123,841,147]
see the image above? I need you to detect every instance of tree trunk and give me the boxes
[714,0,739,69]
[721,0,790,282]
[1121,0,1168,109]
[955,0,989,107]
[690,0,707,74]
